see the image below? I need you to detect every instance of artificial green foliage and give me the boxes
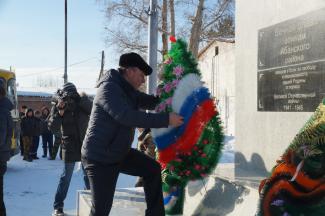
[156,39,201,112]
[156,39,225,215]
[257,99,325,216]
[165,116,224,183]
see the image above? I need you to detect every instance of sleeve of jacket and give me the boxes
[135,91,160,110]
[0,114,7,149]
[97,82,169,128]
[78,96,93,115]
[6,111,13,142]
[48,106,63,133]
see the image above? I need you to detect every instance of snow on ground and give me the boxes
[4,135,234,216]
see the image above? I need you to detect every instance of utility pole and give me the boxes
[97,50,105,83]
[63,0,68,84]
[147,0,158,94]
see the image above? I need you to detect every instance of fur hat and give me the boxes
[119,52,152,76]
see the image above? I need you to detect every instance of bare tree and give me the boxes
[35,75,59,88]
[189,0,204,57]
[161,0,168,56]
[99,0,234,58]
[169,0,175,36]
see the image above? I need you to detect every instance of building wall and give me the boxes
[198,40,235,135]
[235,0,325,172]
[18,96,52,113]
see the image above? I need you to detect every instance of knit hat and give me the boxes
[62,82,77,94]
[119,52,152,76]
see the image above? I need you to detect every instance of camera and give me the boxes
[52,89,80,112]
[52,89,73,108]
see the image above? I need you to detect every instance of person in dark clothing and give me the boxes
[21,108,38,162]
[30,110,41,159]
[19,105,27,156]
[81,52,184,216]
[40,107,53,158]
[135,128,156,187]
[48,83,92,216]
[51,131,62,160]
[0,79,13,216]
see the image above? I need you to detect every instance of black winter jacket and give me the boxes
[48,95,92,162]
[0,97,13,162]
[21,109,39,137]
[40,114,51,135]
[81,69,169,164]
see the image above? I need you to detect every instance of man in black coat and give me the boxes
[0,79,13,216]
[81,52,184,216]
[21,108,37,162]
[19,105,27,156]
[48,83,92,216]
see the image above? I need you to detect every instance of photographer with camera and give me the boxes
[48,82,92,216]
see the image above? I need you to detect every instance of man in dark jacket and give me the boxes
[40,107,53,158]
[81,52,184,216]
[21,108,37,162]
[48,83,92,216]
[0,79,13,216]
[30,110,41,159]
[19,105,27,156]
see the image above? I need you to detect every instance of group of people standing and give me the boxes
[19,105,54,161]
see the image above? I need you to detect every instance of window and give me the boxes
[7,78,16,105]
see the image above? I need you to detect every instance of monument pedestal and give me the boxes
[76,188,146,216]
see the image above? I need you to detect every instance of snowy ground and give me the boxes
[4,136,234,216]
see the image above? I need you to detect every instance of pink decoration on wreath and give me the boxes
[156,102,166,112]
[164,83,173,93]
[172,79,180,88]
[164,57,173,65]
[173,66,184,78]
[165,97,173,106]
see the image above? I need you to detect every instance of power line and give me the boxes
[19,57,100,78]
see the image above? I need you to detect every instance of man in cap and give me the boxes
[81,52,184,216]
[48,82,92,216]
[0,79,13,216]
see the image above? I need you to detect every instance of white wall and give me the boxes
[235,0,325,171]
[198,41,235,135]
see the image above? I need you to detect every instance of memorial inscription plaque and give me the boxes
[257,8,325,112]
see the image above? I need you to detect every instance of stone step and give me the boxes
[77,188,146,216]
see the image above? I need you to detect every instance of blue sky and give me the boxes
[0,0,113,89]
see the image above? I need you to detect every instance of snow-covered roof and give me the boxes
[198,38,235,58]
[17,91,53,97]
[17,87,97,97]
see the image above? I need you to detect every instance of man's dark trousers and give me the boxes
[0,162,7,216]
[83,148,165,216]
[41,133,53,157]
[30,136,40,157]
